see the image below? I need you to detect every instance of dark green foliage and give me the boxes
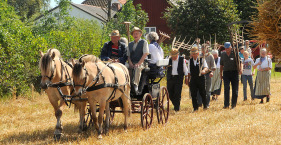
[233,0,258,20]
[163,0,240,44]
[0,0,107,97]
[106,0,148,37]
[7,0,50,22]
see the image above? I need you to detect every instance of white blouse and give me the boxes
[254,56,272,70]
[148,44,164,64]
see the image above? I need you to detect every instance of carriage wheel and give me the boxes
[157,86,169,124]
[141,93,154,130]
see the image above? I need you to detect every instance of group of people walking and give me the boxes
[100,27,273,112]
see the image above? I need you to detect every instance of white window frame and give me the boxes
[144,27,157,36]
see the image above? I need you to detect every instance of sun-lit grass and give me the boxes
[1,77,281,145]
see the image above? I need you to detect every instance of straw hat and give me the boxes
[131,27,143,35]
[190,47,199,55]
[170,48,179,56]
[109,30,120,37]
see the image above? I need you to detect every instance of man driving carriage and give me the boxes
[127,27,150,93]
[100,30,127,64]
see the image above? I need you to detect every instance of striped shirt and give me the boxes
[111,45,119,58]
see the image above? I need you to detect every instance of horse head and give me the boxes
[39,49,61,89]
[72,59,87,95]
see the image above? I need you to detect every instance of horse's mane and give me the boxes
[39,48,62,73]
[79,54,100,63]
[40,53,52,73]
[72,63,84,81]
[47,48,61,59]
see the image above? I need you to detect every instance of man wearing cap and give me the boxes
[186,47,209,112]
[100,30,127,64]
[167,48,188,111]
[220,42,242,109]
[127,27,149,93]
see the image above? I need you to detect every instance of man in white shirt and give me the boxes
[186,47,209,112]
[166,48,188,111]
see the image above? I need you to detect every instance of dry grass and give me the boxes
[1,77,281,145]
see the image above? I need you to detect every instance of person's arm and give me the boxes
[253,58,261,69]
[100,42,110,61]
[220,65,223,79]
[201,59,209,75]
[135,40,149,67]
[186,73,191,87]
[118,44,127,64]
[135,53,149,67]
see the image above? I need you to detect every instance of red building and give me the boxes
[133,0,172,36]
[82,0,175,36]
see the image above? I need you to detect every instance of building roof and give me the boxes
[82,0,127,7]
[35,3,116,23]
[72,3,117,21]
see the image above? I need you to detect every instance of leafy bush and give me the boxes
[0,0,107,97]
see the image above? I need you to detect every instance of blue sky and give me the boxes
[50,0,85,8]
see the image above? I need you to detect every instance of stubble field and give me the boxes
[1,77,281,145]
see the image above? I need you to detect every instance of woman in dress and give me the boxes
[210,50,222,100]
[253,48,272,103]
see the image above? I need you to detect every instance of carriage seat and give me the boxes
[147,59,169,79]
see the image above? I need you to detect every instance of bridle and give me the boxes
[73,67,88,89]
[42,60,56,81]
[42,59,73,88]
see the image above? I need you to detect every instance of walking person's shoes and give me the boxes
[212,95,215,100]
[231,105,236,109]
[223,106,229,109]
[243,98,247,101]
[203,106,209,110]
[266,96,270,102]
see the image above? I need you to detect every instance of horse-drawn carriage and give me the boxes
[71,58,170,130]
[40,49,170,139]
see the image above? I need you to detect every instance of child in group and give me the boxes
[241,51,255,101]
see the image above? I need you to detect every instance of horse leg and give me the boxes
[78,102,87,133]
[121,88,131,132]
[89,102,98,131]
[97,101,106,139]
[53,100,64,141]
[104,102,110,135]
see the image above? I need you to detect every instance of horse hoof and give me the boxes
[97,135,103,139]
[54,134,62,141]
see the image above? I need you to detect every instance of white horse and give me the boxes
[72,59,131,139]
[39,49,87,140]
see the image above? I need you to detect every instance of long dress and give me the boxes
[211,57,222,95]
[253,56,272,99]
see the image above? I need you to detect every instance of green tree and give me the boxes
[106,0,149,38]
[7,0,50,21]
[163,0,240,44]
[0,0,107,97]
[233,0,258,20]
